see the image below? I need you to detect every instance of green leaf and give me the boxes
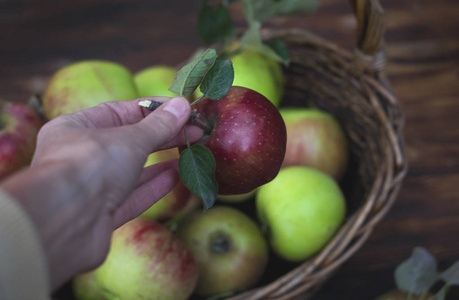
[241,0,319,24]
[394,247,438,295]
[179,144,218,210]
[169,49,218,97]
[198,0,235,46]
[240,21,289,65]
[273,0,319,17]
[440,259,459,286]
[200,58,234,100]
[434,286,448,300]
[264,38,290,66]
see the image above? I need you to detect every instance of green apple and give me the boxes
[230,48,284,107]
[134,65,178,98]
[176,206,269,297]
[256,166,346,262]
[280,108,349,181]
[140,148,199,222]
[42,60,138,119]
[94,218,199,300]
[73,271,106,300]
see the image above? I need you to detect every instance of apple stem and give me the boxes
[139,99,212,133]
[190,95,205,106]
[261,224,271,237]
[183,126,191,149]
[188,111,212,133]
[212,235,231,254]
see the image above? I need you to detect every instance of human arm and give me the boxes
[0,96,202,291]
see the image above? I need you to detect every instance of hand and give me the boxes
[0,96,202,290]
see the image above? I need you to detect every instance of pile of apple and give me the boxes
[0,47,349,300]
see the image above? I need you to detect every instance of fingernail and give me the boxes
[162,97,188,118]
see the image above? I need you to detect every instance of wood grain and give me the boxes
[1,0,458,299]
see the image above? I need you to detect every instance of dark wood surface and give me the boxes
[1,0,458,299]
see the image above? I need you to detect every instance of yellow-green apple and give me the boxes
[0,100,43,180]
[140,148,198,222]
[229,47,284,107]
[192,86,287,195]
[94,218,199,300]
[42,60,138,119]
[176,205,269,297]
[280,108,349,181]
[194,47,284,106]
[72,271,106,300]
[216,188,257,204]
[134,65,178,98]
[256,166,346,262]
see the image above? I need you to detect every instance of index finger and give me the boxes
[70,97,173,129]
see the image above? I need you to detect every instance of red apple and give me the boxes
[94,218,199,300]
[0,100,43,180]
[192,86,287,195]
[280,108,349,181]
[176,205,269,297]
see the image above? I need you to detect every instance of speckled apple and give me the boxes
[192,86,287,195]
[176,205,269,297]
[94,218,199,300]
[280,108,349,181]
[256,166,346,262]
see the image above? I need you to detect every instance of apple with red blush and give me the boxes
[94,218,199,300]
[280,108,349,181]
[0,100,43,180]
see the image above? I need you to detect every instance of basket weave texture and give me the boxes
[228,0,408,299]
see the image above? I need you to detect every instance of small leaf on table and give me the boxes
[394,247,438,295]
[200,58,234,100]
[440,259,459,286]
[179,145,218,210]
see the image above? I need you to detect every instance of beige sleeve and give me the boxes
[0,189,50,300]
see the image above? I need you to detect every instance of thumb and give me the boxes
[131,96,191,152]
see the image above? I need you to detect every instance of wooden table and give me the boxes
[1,0,458,299]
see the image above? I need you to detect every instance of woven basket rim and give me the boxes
[224,1,408,299]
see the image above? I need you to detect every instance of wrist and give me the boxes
[0,161,102,290]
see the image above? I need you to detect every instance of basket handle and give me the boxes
[349,0,386,71]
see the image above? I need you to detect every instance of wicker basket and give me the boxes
[226,0,408,299]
